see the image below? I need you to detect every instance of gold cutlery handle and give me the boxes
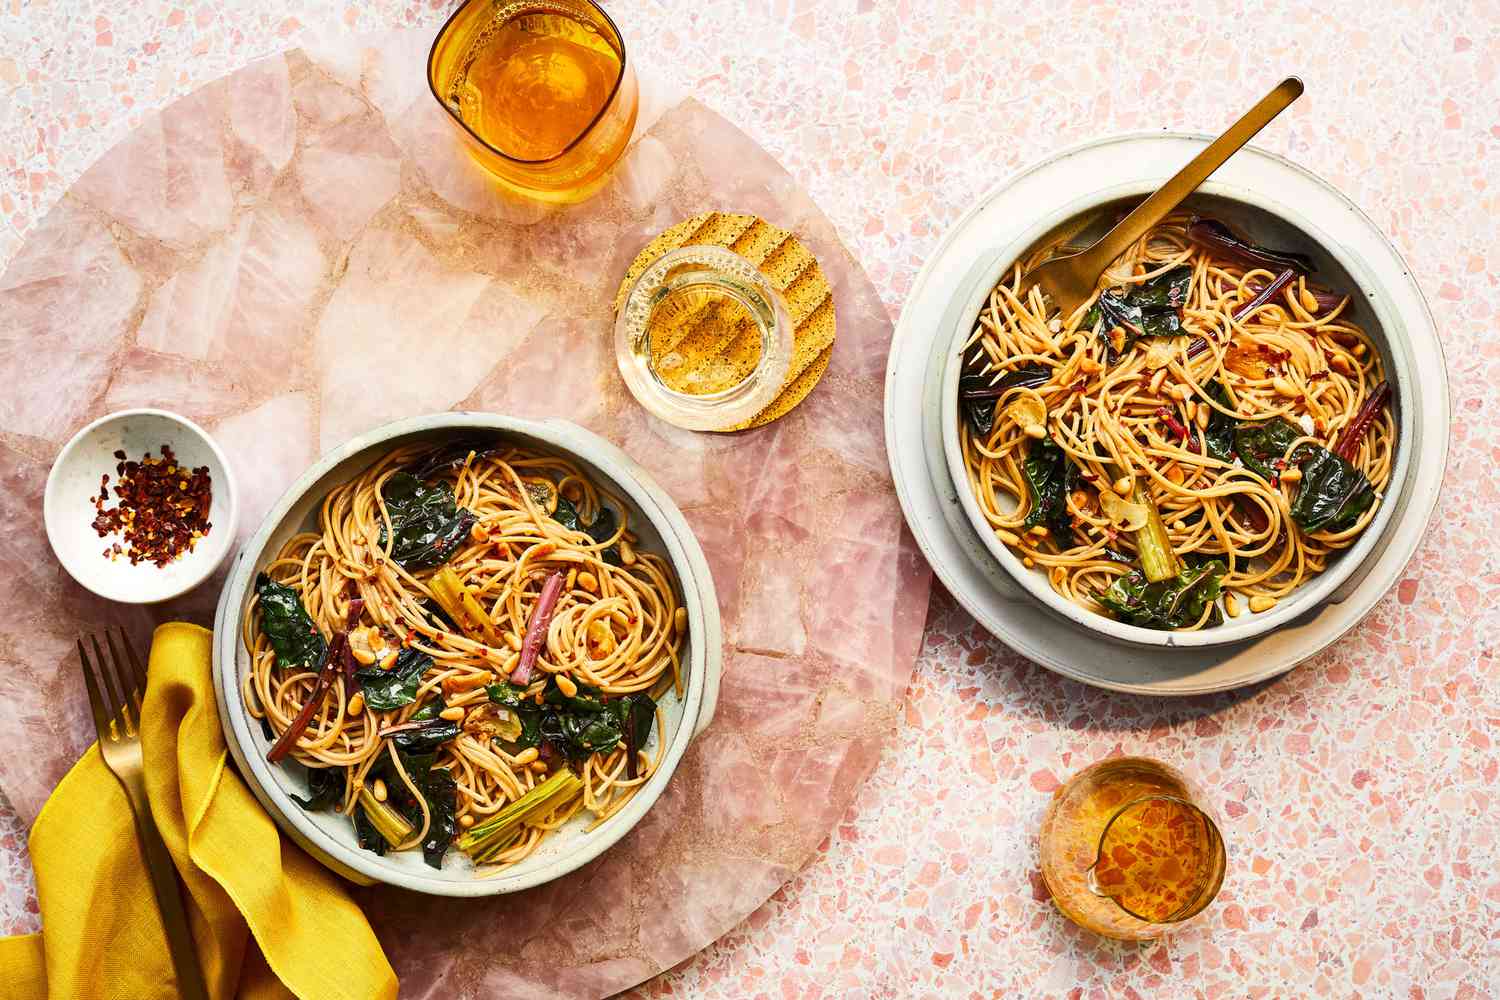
[1077,77,1304,274]
[121,782,211,1000]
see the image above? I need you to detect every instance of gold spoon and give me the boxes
[1023,77,1304,318]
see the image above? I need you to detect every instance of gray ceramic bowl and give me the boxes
[940,182,1415,648]
[212,412,721,896]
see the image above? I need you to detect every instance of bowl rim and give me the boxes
[44,407,239,605]
[938,176,1415,648]
[212,411,721,896]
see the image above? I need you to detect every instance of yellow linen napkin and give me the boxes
[0,623,398,1000]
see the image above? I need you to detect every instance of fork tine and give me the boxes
[98,631,138,737]
[92,631,134,736]
[107,628,145,714]
[77,638,111,737]
[88,633,122,722]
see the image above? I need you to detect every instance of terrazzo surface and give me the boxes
[3,1,1499,997]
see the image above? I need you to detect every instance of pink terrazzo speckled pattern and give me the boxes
[3,1,1499,998]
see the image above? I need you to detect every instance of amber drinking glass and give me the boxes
[427,0,639,202]
[1038,757,1227,940]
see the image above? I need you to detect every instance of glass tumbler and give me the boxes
[427,0,639,203]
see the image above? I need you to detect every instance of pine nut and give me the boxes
[997,528,1021,545]
[459,814,475,829]
[1195,403,1211,429]
[1184,400,1197,423]
[1029,525,1050,539]
[505,632,522,651]
[347,692,365,716]
[619,539,637,566]
[1079,357,1103,374]
[1352,342,1367,357]
[1149,369,1168,395]
[1299,287,1319,312]
[378,648,398,670]
[530,761,549,773]
[1047,318,1063,333]
[565,567,577,591]
[1249,595,1277,614]
[439,706,465,721]
[674,607,688,633]
[1280,466,1303,483]
[1329,354,1354,375]
[1272,377,1298,397]
[372,779,387,803]
[513,747,539,765]
[1024,423,1047,440]
[470,521,489,543]
[577,570,598,594]
[1166,465,1185,485]
[1169,384,1191,402]
[1223,593,1241,618]
[1022,556,1035,568]
[556,674,579,698]
[351,643,377,666]
[1112,477,1131,495]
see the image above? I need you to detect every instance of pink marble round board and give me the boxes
[0,30,931,998]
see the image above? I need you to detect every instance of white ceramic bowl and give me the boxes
[45,408,237,603]
[940,179,1415,648]
[212,412,722,896]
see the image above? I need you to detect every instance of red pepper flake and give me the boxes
[90,443,213,568]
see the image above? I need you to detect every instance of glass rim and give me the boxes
[425,0,630,167]
[613,245,794,432]
[1089,793,1227,925]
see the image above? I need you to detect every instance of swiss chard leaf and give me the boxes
[1290,446,1375,533]
[542,709,624,763]
[291,765,344,810]
[486,681,530,710]
[1233,418,1303,482]
[1022,436,1075,545]
[353,807,388,855]
[377,472,476,571]
[958,365,1052,437]
[619,693,656,778]
[390,719,461,755]
[420,769,459,869]
[407,436,500,481]
[254,574,325,671]
[409,700,443,722]
[1094,265,1194,356]
[554,497,623,566]
[1097,560,1227,630]
[1202,380,1238,463]
[543,678,608,715]
[354,647,431,711]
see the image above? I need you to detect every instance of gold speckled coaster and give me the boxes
[614,212,836,431]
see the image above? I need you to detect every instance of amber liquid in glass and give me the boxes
[451,9,621,161]
[645,281,764,396]
[1038,758,1225,940]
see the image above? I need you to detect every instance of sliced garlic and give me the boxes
[1005,394,1047,432]
[1098,491,1149,532]
[1140,337,1178,370]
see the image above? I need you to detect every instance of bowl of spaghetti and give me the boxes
[942,181,1412,647]
[212,412,721,895]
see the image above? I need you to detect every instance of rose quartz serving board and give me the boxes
[0,28,931,998]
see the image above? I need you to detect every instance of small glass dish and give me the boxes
[614,246,794,432]
[426,0,639,203]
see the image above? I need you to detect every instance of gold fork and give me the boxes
[78,629,210,1000]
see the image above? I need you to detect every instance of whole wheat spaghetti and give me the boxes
[241,439,686,870]
[959,213,1394,630]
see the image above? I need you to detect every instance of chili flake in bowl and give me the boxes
[45,409,237,603]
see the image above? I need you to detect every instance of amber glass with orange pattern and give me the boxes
[427,0,639,202]
[1038,757,1227,940]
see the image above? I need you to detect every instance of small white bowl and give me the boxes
[45,408,238,604]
